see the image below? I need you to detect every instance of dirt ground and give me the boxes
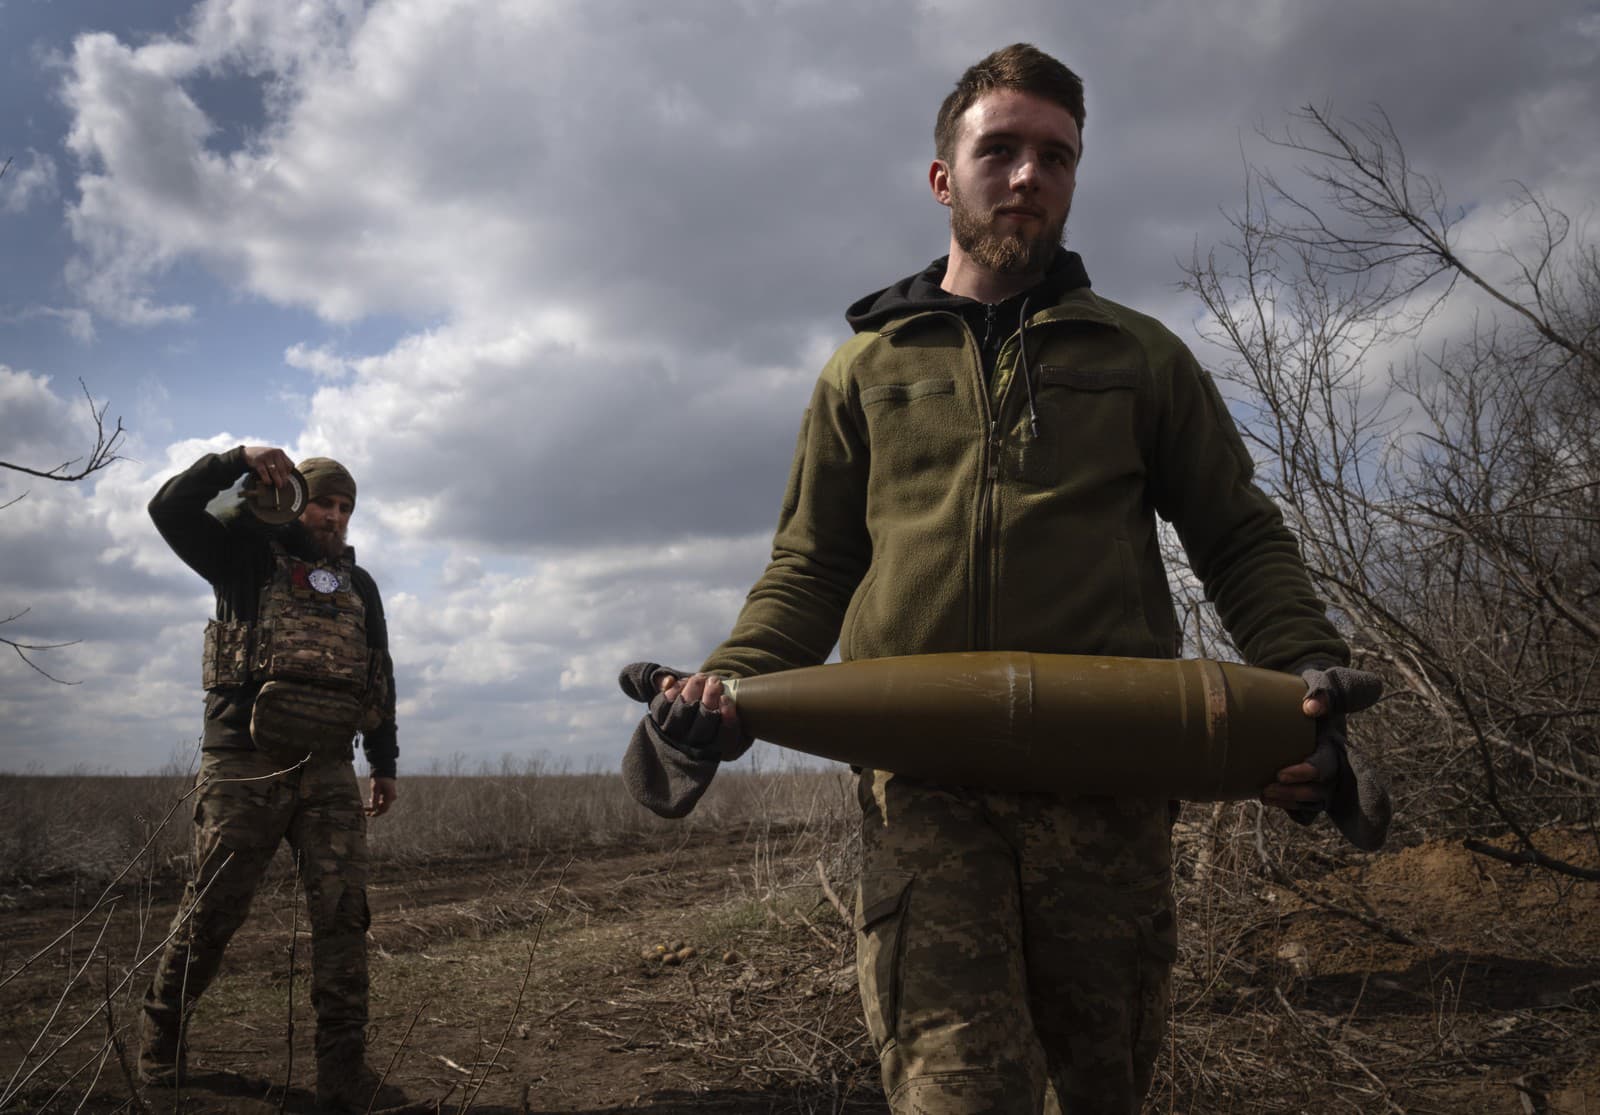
[2,823,1597,1114]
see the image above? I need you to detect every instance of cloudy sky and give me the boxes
[2,0,1597,775]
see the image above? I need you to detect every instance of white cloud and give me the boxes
[0,150,59,213]
[282,313,819,551]
[0,368,78,456]
[284,341,354,379]
[8,0,1597,773]
[0,367,774,772]
[0,305,97,343]
[57,0,945,336]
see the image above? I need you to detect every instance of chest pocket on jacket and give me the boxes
[859,378,959,479]
[1013,366,1143,487]
[860,379,956,406]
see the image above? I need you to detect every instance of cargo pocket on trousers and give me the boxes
[855,870,915,1054]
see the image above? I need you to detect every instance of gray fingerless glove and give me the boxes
[1289,660,1392,851]
[617,661,752,820]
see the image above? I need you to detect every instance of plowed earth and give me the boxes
[3,824,1598,1114]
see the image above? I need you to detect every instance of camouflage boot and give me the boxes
[315,1037,404,1113]
[136,1001,187,1087]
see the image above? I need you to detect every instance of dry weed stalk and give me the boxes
[0,850,235,1107]
[278,849,303,1115]
[1,758,322,1106]
[0,777,202,992]
[3,906,118,1101]
[102,955,152,1115]
[367,999,430,1115]
[457,857,571,1115]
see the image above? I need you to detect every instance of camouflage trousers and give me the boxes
[854,770,1177,1115]
[142,746,371,1060]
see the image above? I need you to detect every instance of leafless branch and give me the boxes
[0,379,128,483]
[1462,838,1600,882]
[0,762,303,993]
[1185,102,1600,875]
[0,608,84,684]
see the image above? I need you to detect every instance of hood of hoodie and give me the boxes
[845,249,1092,334]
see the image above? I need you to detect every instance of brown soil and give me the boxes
[3,826,1598,1113]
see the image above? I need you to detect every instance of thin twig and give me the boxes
[1463,838,1600,882]
[1,624,83,684]
[1,760,305,993]
[105,955,153,1115]
[68,1042,114,1115]
[1252,806,1423,948]
[280,851,303,1115]
[0,853,235,1106]
[0,379,127,482]
[814,859,851,924]
[457,857,572,1115]
[367,999,430,1115]
[1273,988,1408,1114]
[32,1030,117,1114]
[2,904,118,1102]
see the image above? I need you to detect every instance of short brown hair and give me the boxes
[935,44,1085,163]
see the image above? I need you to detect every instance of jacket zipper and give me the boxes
[969,307,1026,652]
[916,305,1061,651]
[973,300,1042,650]
[944,311,995,651]
[974,420,1002,650]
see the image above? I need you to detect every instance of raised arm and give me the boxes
[148,445,295,584]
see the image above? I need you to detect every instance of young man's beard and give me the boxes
[307,526,347,559]
[949,183,1068,275]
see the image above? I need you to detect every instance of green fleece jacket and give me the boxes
[703,255,1346,678]
[148,446,399,778]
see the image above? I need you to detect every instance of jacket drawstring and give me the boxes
[1018,297,1040,438]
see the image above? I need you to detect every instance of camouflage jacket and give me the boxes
[149,446,399,777]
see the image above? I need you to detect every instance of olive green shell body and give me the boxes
[723,652,1313,801]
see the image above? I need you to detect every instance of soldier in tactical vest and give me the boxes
[140,446,401,1112]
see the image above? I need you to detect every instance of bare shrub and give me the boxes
[1178,105,1600,877]
[1,379,127,684]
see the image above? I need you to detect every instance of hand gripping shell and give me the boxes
[721,652,1313,801]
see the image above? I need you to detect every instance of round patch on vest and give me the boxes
[308,568,340,594]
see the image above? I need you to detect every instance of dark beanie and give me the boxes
[297,457,357,506]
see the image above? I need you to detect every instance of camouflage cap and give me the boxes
[296,457,357,507]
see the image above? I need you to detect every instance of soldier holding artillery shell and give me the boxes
[140,446,401,1112]
[622,43,1388,1115]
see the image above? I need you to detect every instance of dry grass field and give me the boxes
[2,762,1597,1114]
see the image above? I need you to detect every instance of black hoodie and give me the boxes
[845,250,1093,380]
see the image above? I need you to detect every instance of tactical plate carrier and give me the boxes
[202,541,388,762]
